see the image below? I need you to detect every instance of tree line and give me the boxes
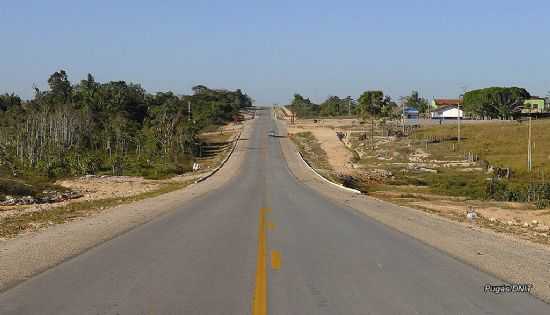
[287,90,428,119]
[288,86,539,120]
[0,70,252,179]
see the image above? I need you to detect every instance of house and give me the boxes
[431,105,464,119]
[430,98,462,109]
[521,97,546,114]
[429,98,464,119]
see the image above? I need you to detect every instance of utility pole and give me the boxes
[527,110,533,173]
[348,97,351,116]
[188,100,191,121]
[369,97,377,150]
[402,101,405,135]
[458,94,463,149]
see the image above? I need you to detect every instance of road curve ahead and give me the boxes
[0,108,549,314]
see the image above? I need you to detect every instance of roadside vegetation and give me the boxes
[284,86,549,204]
[0,71,252,237]
[346,120,550,207]
[0,70,252,198]
[413,120,550,205]
[290,132,333,176]
[282,85,550,244]
[0,180,189,238]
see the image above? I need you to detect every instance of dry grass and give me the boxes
[414,119,550,179]
[0,181,190,238]
[290,132,332,170]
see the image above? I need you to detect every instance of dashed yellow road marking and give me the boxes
[267,221,275,231]
[252,208,269,315]
[271,250,281,270]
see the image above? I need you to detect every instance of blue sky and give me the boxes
[1,0,549,104]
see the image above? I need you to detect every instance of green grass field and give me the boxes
[414,119,550,179]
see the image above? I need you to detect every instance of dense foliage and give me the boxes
[403,91,430,114]
[287,94,320,118]
[319,96,356,116]
[463,87,530,119]
[357,91,396,118]
[287,92,395,119]
[0,71,252,179]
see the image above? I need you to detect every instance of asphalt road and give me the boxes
[1,109,549,314]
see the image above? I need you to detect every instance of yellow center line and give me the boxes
[252,207,269,315]
[271,250,281,270]
[267,221,276,231]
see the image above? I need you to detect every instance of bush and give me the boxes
[536,199,550,209]
[426,172,487,200]
[0,178,34,197]
[47,163,69,179]
[485,178,525,201]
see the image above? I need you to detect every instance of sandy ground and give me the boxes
[288,120,355,174]
[0,175,196,221]
[372,190,550,237]
[413,199,550,228]
[0,115,256,291]
[277,116,550,303]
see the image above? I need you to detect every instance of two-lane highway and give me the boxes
[0,108,549,314]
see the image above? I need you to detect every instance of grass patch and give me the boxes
[423,170,488,200]
[290,132,332,171]
[414,119,550,179]
[291,131,369,192]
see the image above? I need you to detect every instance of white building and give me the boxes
[431,105,463,119]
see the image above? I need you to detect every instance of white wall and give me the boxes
[431,108,463,119]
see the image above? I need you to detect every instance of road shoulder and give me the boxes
[276,117,550,303]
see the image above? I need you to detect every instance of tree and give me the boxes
[357,91,388,118]
[0,93,21,111]
[47,70,72,103]
[73,73,99,109]
[287,94,319,118]
[404,91,429,114]
[380,98,398,118]
[0,71,252,178]
[463,87,530,119]
[319,96,355,116]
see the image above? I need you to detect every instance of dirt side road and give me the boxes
[0,117,255,292]
[277,116,550,303]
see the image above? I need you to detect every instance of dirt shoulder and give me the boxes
[0,117,255,292]
[276,115,550,303]
[288,125,353,174]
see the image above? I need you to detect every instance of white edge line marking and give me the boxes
[296,152,361,194]
[194,130,243,184]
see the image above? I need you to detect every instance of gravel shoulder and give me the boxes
[0,118,256,292]
[276,115,550,303]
